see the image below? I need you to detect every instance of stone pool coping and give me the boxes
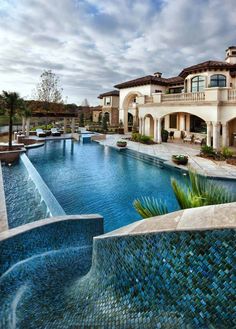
[98,202,236,240]
[0,214,103,241]
[0,161,8,232]
[97,134,236,180]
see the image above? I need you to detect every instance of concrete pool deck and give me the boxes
[98,134,236,180]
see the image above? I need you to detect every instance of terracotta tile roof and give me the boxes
[165,76,184,85]
[98,90,119,99]
[179,60,233,78]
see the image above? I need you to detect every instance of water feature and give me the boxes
[2,162,48,228]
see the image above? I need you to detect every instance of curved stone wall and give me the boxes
[0,205,235,328]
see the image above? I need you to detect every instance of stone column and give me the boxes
[222,123,229,147]
[64,118,67,134]
[179,113,185,131]
[164,115,169,130]
[157,118,162,143]
[124,109,128,133]
[186,114,190,132]
[212,122,220,150]
[154,118,158,142]
[139,118,142,134]
[142,117,146,135]
[22,117,26,134]
[26,117,30,137]
[206,121,212,146]
[71,117,75,134]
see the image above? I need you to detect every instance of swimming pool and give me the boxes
[26,139,182,232]
[3,139,236,232]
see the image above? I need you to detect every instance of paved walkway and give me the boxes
[98,134,236,180]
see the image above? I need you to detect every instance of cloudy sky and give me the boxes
[0,0,235,105]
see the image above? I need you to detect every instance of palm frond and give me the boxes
[133,197,168,218]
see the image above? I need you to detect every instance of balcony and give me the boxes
[137,88,236,106]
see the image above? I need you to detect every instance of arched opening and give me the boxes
[121,92,143,133]
[143,114,154,137]
[162,112,207,140]
[190,115,206,133]
[128,112,134,132]
[227,117,236,146]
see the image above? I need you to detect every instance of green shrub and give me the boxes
[221,146,233,159]
[140,135,152,144]
[132,132,141,142]
[200,145,215,156]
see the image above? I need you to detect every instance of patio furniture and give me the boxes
[36,129,46,137]
[169,131,175,141]
[194,137,206,145]
[183,134,194,143]
[51,128,61,136]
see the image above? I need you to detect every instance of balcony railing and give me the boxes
[161,92,205,102]
[145,96,153,103]
[228,89,236,101]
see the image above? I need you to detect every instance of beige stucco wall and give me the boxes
[93,110,102,123]
[139,104,218,122]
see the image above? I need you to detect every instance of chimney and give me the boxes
[154,72,162,78]
[225,46,236,64]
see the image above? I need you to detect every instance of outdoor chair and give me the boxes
[194,137,206,146]
[36,129,46,137]
[51,128,61,136]
[183,134,194,143]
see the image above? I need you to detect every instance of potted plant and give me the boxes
[172,155,188,165]
[116,140,127,148]
[161,129,169,142]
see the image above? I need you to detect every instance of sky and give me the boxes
[0,0,235,105]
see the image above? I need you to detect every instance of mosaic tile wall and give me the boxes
[76,228,235,328]
[0,222,235,328]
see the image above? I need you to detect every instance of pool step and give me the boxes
[121,149,165,168]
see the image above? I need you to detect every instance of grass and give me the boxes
[0,114,21,125]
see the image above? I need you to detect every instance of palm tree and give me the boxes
[1,91,24,148]
[134,170,235,218]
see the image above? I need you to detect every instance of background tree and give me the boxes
[79,112,84,127]
[33,70,63,124]
[0,91,24,148]
[34,70,63,104]
[102,114,108,132]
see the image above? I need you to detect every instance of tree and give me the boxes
[34,70,63,104]
[134,170,235,218]
[79,112,84,127]
[102,114,108,132]
[0,91,25,148]
[33,70,63,124]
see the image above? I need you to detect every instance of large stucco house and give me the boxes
[101,46,236,149]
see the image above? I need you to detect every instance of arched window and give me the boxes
[210,74,226,87]
[191,76,205,92]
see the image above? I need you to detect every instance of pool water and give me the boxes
[2,162,48,228]
[27,140,183,232]
[3,139,235,232]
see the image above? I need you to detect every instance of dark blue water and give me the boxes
[27,140,182,232]
[2,162,48,228]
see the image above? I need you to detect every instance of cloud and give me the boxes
[0,0,235,104]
